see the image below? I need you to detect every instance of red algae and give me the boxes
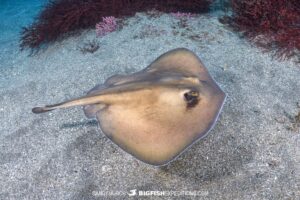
[229,0,300,60]
[20,0,212,50]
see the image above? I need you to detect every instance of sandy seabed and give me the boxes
[0,10,299,199]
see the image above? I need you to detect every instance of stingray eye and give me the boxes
[184,90,199,108]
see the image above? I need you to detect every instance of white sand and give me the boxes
[0,11,299,199]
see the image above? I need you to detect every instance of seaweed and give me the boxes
[228,0,300,60]
[20,0,213,50]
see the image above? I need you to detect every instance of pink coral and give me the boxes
[95,16,117,37]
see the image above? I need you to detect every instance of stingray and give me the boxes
[32,48,226,166]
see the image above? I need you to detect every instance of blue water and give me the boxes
[0,0,48,68]
[0,0,47,45]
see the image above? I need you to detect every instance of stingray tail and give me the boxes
[32,82,139,114]
[32,102,64,114]
[32,94,107,114]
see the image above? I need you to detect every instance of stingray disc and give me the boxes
[85,48,226,165]
[32,48,226,166]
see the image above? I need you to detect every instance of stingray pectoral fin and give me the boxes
[83,104,106,118]
[146,48,208,78]
[87,84,107,95]
[105,74,128,86]
[96,105,200,166]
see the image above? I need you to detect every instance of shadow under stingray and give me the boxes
[59,120,98,129]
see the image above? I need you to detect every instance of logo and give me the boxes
[128,189,137,197]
